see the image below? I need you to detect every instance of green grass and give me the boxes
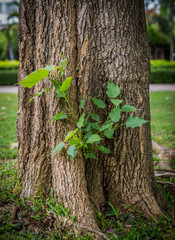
[0,160,93,240]
[0,93,18,159]
[0,159,175,240]
[150,91,175,149]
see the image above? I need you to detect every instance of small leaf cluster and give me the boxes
[19,57,148,161]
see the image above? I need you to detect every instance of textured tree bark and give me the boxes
[18,0,164,232]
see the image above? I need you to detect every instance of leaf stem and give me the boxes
[56,78,78,122]
[64,95,78,122]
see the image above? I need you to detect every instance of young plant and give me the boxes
[18,57,148,160]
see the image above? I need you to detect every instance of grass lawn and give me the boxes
[0,159,175,240]
[0,94,18,159]
[150,91,175,149]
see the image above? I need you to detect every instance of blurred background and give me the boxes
[0,0,175,85]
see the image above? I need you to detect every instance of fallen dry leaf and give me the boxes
[10,142,18,149]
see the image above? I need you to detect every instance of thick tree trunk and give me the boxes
[18,0,164,232]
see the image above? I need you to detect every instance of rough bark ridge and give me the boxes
[18,0,164,231]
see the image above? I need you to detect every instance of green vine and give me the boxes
[19,57,148,160]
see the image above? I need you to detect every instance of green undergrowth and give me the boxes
[0,159,175,240]
[0,160,93,240]
[0,93,18,159]
[150,91,175,149]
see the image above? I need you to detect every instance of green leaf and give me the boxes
[30,88,50,101]
[106,81,120,98]
[79,96,85,109]
[67,145,77,161]
[125,116,149,128]
[90,113,99,122]
[109,107,121,122]
[86,134,102,144]
[64,128,78,142]
[52,111,67,121]
[110,99,122,106]
[100,120,113,131]
[121,104,137,112]
[85,152,97,159]
[55,87,67,98]
[77,113,85,128]
[51,80,67,98]
[69,135,81,146]
[61,57,66,67]
[83,131,93,140]
[83,123,91,132]
[90,122,100,131]
[61,56,66,76]
[83,117,88,127]
[92,98,105,109]
[59,77,72,92]
[57,65,63,72]
[52,142,65,153]
[44,65,55,71]
[19,69,49,88]
[98,145,111,154]
[104,129,115,139]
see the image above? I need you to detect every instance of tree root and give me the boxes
[89,194,101,212]
[157,180,175,196]
[152,141,175,160]
[75,222,110,240]
[157,180,175,188]
[155,171,175,178]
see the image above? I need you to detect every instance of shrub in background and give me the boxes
[0,70,18,85]
[151,60,175,69]
[0,32,8,60]
[0,60,175,85]
[0,60,18,85]
[150,60,175,84]
[0,60,19,70]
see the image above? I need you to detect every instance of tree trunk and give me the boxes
[18,0,164,232]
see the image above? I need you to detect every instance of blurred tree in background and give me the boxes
[0,1,174,61]
[0,0,19,60]
[145,0,175,60]
[0,31,8,60]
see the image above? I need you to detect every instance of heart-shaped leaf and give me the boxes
[125,116,149,128]
[85,151,97,159]
[90,113,99,122]
[98,145,111,154]
[109,107,121,122]
[69,135,81,146]
[79,96,85,109]
[67,144,78,161]
[19,69,49,88]
[64,129,78,142]
[106,81,120,98]
[86,134,102,144]
[44,65,55,71]
[59,77,72,92]
[121,104,137,112]
[92,98,105,109]
[110,99,122,106]
[52,111,67,121]
[77,113,85,128]
[52,142,65,153]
